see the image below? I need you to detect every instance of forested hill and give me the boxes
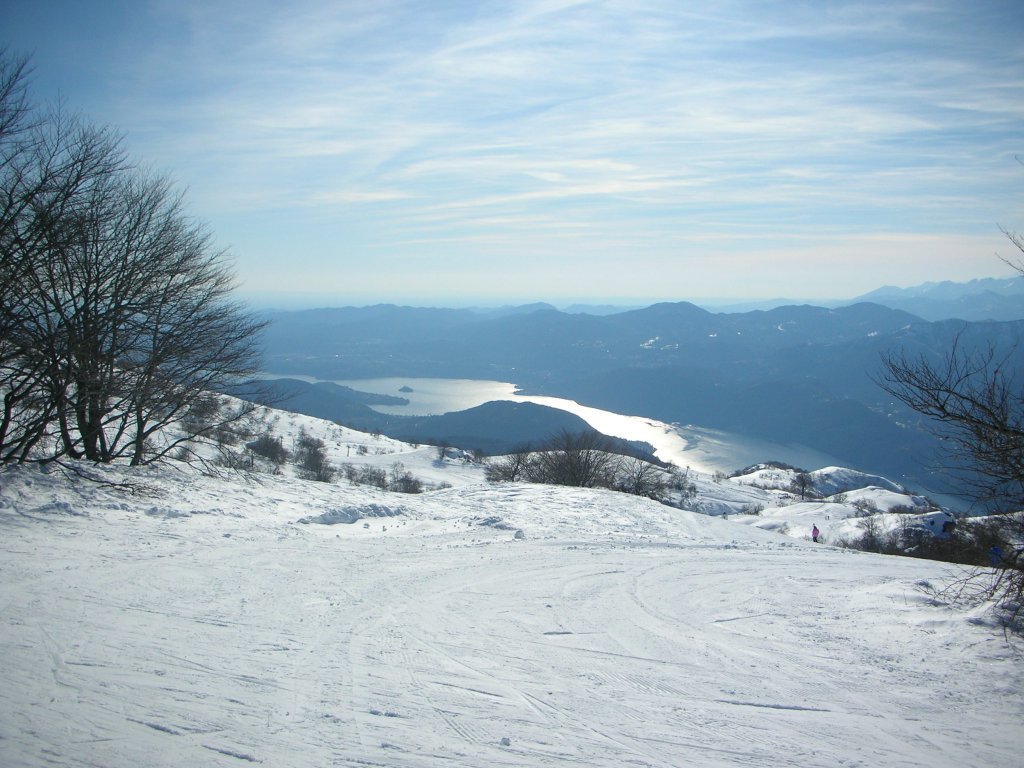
[261,301,926,379]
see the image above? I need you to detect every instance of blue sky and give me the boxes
[5,1,1023,307]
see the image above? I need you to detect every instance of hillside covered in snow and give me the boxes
[2,405,1022,768]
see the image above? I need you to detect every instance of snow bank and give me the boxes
[298,503,405,525]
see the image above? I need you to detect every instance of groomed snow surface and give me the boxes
[2,429,1022,767]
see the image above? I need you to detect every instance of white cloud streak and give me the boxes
[10,0,1022,301]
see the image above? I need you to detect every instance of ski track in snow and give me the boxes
[0,462,1021,768]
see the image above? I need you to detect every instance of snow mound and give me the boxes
[830,486,931,511]
[474,515,516,530]
[729,463,800,490]
[298,503,405,525]
[145,506,195,519]
[810,466,903,495]
[730,464,904,497]
[31,500,88,517]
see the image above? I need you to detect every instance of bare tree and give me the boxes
[109,174,266,464]
[1001,226,1024,274]
[527,429,621,488]
[0,51,264,466]
[0,53,53,458]
[878,228,1024,627]
[1,55,128,462]
[793,472,813,500]
[24,164,265,464]
[614,456,671,501]
[880,337,1023,513]
[484,444,534,482]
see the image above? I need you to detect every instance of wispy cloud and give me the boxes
[8,0,1022,301]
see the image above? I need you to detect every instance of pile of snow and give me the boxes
[831,485,930,511]
[298,503,405,525]
[157,397,969,556]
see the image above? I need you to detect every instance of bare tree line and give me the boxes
[485,428,695,503]
[0,52,264,466]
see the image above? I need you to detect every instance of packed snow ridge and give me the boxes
[1,405,1021,768]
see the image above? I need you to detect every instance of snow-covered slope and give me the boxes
[234,403,488,489]
[730,464,905,496]
[1,450,1021,767]
[734,493,952,545]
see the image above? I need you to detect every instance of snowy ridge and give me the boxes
[1,409,1022,767]
[809,466,904,496]
[730,464,904,496]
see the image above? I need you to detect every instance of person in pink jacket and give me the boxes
[812,525,820,543]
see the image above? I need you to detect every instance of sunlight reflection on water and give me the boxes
[322,377,841,475]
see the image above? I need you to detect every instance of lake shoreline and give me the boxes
[259,373,845,476]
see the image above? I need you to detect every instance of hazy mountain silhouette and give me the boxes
[853,276,1024,321]
[256,299,1024,491]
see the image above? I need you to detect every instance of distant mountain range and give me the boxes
[851,276,1023,322]
[695,276,1023,320]
[252,280,1024,495]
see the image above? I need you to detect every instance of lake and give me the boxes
[312,376,844,475]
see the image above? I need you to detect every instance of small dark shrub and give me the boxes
[356,466,387,489]
[247,433,289,465]
[294,432,336,482]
